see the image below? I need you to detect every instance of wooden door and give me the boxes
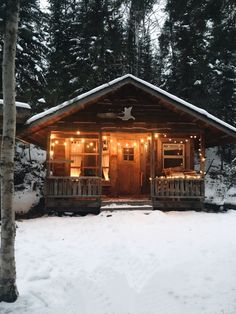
[117,139,140,195]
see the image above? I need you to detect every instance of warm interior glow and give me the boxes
[70,168,81,177]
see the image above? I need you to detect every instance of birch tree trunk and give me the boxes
[0,0,20,303]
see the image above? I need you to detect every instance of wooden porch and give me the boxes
[45,176,102,213]
[45,175,205,212]
[152,177,204,210]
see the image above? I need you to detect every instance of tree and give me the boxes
[0,0,47,105]
[124,0,157,76]
[0,0,19,302]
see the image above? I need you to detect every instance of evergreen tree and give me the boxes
[158,0,210,107]
[68,0,125,96]
[205,0,236,125]
[124,0,157,77]
[46,0,75,106]
[0,0,47,105]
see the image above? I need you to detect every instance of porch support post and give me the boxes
[200,133,205,178]
[150,132,155,197]
[46,130,51,177]
[98,132,103,178]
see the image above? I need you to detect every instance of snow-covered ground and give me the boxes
[1,210,236,314]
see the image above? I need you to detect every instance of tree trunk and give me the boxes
[0,0,20,303]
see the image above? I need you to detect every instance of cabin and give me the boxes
[18,75,236,212]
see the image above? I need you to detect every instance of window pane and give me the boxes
[163,144,183,156]
[123,148,134,161]
[164,158,183,168]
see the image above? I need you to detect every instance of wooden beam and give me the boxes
[98,132,103,178]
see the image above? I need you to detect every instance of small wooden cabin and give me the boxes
[19,75,236,212]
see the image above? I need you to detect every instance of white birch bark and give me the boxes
[0,0,20,303]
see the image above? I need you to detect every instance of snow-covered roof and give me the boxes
[0,99,31,110]
[25,74,236,136]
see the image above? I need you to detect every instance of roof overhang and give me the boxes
[18,74,236,148]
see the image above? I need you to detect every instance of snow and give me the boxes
[0,99,31,109]
[2,210,236,314]
[13,189,41,214]
[25,74,236,135]
[37,98,46,103]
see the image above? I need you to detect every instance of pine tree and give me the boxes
[159,0,210,107]
[68,0,125,96]
[46,0,75,106]
[124,0,157,76]
[205,0,236,125]
[0,0,47,105]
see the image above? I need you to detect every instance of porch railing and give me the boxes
[152,177,204,198]
[46,176,102,198]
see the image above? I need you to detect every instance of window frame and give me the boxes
[162,143,185,169]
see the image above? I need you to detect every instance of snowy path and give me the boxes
[1,210,236,314]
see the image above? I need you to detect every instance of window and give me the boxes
[70,138,99,177]
[123,147,134,161]
[163,143,185,169]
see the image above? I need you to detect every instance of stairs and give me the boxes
[101,198,153,211]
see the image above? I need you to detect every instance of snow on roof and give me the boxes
[0,99,31,109]
[26,74,236,134]
[37,98,46,103]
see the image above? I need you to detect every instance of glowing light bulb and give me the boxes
[76,131,80,135]
[154,133,158,138]
[55,140,59,144]
[141,139,144,143]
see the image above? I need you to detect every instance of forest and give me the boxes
[0,0,235,126]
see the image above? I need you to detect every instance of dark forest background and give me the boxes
[0,0,235,126]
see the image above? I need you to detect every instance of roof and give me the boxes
[0,99,31,109]
[19,74,236,147]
